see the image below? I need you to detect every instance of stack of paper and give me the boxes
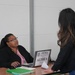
[7,67,34,75]
[41,62,49,69]
[20,66,35,70]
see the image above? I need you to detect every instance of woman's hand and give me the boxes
[44,68,54,74]
[11,61,20,68]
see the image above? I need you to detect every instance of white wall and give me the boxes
[0,0,75,60]
[0,0,30,52]
[34,0,75,60]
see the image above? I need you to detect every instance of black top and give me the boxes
[52,39,75,73]
[0,45,33,68]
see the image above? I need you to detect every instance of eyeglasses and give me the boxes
[8,37,18,42]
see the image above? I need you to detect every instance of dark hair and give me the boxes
[58,8,75,47]
[0,33,14,48]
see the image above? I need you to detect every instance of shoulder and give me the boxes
[64,38,74,46]
[0,46,9,51]
[18,45,27,51]
[18,45,26,49]
[0,46,11,54]
[60,38,74,52]
[0,46,14,54]
[18,45,30,54]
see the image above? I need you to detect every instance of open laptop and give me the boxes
[23,49,51,67]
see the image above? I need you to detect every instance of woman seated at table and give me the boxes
[0,33,33,68]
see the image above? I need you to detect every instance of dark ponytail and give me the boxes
[0,33,13,48]
[0,38,7,48]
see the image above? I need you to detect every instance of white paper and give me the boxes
[41,62,49,69]
[19,66,35,70]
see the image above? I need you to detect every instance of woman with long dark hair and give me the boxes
[45,8,75,75]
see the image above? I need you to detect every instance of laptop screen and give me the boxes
[34,49,51,66]
[23,49,51,67]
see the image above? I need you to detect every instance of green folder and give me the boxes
[7,68,34,75]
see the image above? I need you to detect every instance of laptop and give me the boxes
[23,49,51,67]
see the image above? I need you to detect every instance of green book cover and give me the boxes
[7,68,33,75]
